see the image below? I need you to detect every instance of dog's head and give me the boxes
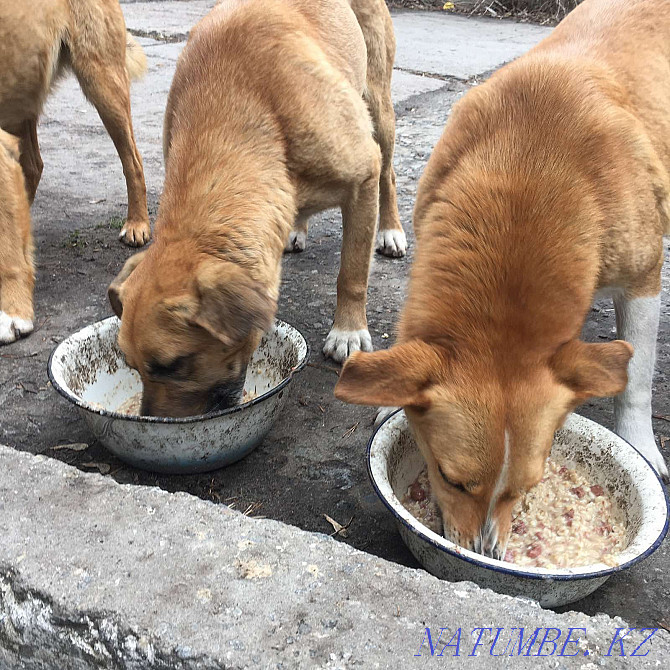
[108,243,275,417]
[335,338,632,558]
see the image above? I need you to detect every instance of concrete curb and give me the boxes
[0,445,668,668]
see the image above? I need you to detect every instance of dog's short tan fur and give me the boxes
[0,129,34,344]
[0,0,150,247]
[336,0,669,558]
[109,0,404,417]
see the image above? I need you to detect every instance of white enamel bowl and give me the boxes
[48,316,308,474]
[368,410,669,608]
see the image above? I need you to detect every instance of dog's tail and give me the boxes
[125,32,147,81]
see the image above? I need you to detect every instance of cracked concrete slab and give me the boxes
[1,444,668,669]
[122,0,216,41]
[391,11,552,79]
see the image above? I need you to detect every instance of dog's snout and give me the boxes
[472,518,504,560]
[207,367,247,412]
[139,395,152,417]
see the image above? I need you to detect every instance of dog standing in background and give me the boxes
[0,0,150,344]
[0,0,150,248]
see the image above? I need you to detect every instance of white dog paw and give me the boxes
[374,406,399,428]
[376,229,407,258]
[323,328,372,363]
[0,311,34,344]
[285,230,307,253]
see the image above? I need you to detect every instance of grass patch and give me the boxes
[96,216,125,231]
[61,230,88,249]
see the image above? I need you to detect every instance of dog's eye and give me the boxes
[147,355,192,378]
[438,466,468,493]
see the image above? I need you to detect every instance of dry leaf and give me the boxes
[52,443,89,452]
[324,514,352,538]
[81,461,111,474]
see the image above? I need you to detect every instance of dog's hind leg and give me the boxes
[67,6,150,247]
[15,119,43,205]
[354,0,406,258]
[614,291,668,480]
[284,214,309,253]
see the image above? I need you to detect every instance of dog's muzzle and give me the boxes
[206,368,247,412]
[472,518,505,560]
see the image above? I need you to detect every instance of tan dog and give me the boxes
[108,0,405,417]
[0,129,34,344]
[0,0,150,247]
[336,0,669,559]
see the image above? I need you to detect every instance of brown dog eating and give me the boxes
[336,0,669,559]
[108,0,405,417]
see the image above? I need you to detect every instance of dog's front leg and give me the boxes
[614,291,668,479]
[0,197,34,345]
[323,161,380,363]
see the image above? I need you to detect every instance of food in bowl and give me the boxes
[117,391,142,415]
[402,458,626,569]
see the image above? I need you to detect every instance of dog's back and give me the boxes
[531,0,670,232]
[413,0,670,326]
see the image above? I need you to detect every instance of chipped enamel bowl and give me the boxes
[368,410,669,608]
[48,316,308,474]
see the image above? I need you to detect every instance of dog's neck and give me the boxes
[155,118,297,292]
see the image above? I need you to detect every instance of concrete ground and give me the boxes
[0,0,668,644]
[4,444,668,668]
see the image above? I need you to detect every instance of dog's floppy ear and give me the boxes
[0,130,20,162]
[108,251,147,317]
[550,339,633,399]
[335,340,444,408]
[193,260,275,345]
